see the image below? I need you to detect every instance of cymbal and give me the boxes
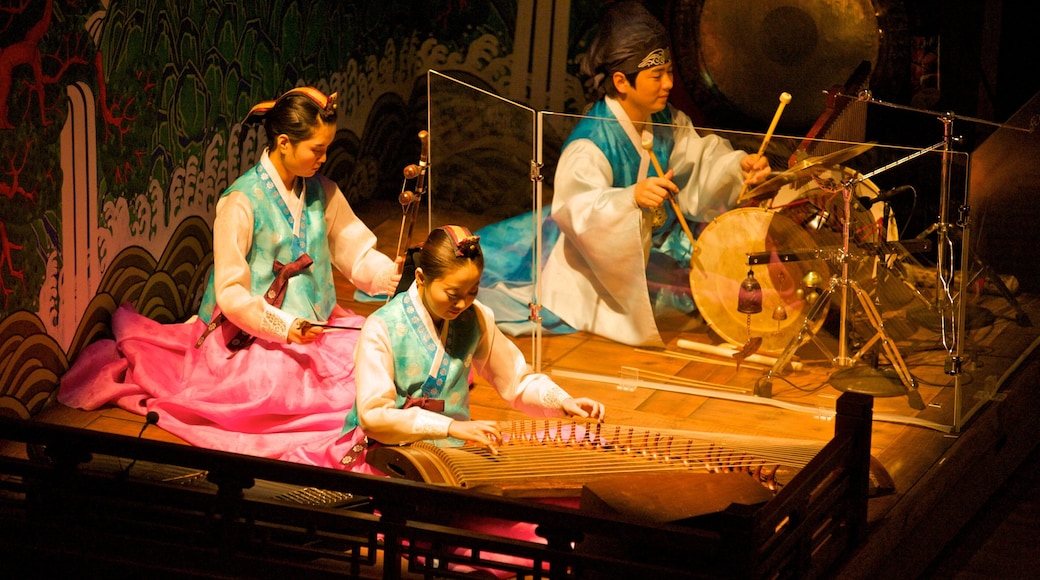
[740,142,875,203]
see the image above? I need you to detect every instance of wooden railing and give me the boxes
[0,392,873,579]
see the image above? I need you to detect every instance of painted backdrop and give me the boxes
[0,0,608,418]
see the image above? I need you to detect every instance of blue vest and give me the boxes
[564,99,675,186]
[197,163,335,323]
[564,100,689,255]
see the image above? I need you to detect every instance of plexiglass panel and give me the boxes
[426,69,992,431]
[538,109,978,431]
[426,71,541,362]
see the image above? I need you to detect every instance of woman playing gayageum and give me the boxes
[333,225,605,471]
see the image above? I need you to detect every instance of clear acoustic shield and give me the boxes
[426,70,541,364]
[427,69,991,432]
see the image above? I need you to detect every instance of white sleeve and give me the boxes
[469,301,571,416]
[551,139,654,305]
[668,111,746,222]
[552,139,644,241]
[321,176,398,297]
[210,191,295,342]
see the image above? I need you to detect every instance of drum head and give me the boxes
[691,208,830,354]
[691,169,900,354]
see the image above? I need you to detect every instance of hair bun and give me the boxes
[244,86,337,123]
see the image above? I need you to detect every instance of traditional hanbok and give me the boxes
[479,96,747,347]
[326,282,575,472]
[59,151,396,467]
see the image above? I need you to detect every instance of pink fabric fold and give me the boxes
[59,302,366,468]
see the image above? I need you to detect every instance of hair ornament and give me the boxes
[439,225,482,258]
[245,86,338,123]
[617,46,671,76]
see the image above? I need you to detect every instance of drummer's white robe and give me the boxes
[542,97,746,346]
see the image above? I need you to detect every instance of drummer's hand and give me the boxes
[448,420,502,455]
[634,169,678,209]
[287,318,324,344]
[561,397,606,422]
[741,153,772,185]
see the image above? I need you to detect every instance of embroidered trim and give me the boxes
[541,384,570,410]
[257,166,308,258]
[261,304,290,338]
[617,47,672,76]
[340,438,368,466]
[414,412,448,436]
[374,265,395,296]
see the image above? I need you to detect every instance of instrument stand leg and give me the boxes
[875,247,934,311]
[914,219,1029,326]
[756,274,924,409]
[757,177,924,410]
[755,280,832,399]
[967,258,1030,326]
[959,234,1030,328]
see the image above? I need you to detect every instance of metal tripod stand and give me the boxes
[755,175,925,410]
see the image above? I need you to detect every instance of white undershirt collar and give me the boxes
[260,149,304,235]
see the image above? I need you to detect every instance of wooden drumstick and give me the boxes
[737,92,792,202]
[641,132,696,246]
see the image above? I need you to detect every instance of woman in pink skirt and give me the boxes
[60,86,401,467]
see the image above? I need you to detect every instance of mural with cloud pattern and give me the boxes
[0,0,604,418]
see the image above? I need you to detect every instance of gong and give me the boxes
[669,0,908,131]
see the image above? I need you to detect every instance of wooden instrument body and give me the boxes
[367,420,820,498]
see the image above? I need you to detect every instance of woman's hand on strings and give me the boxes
[633,169,677,209]
[448,420,502,455]
[562,397,606,422]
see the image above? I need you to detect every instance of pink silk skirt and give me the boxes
[59,302,374,471]
[59,303,548,577]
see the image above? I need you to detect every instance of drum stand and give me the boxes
[755,177,925,410]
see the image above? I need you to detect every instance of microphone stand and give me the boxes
[851,91,1032,429]
[120,411,160,478]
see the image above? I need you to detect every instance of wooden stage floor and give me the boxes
[21,204,1040,578]
[364,206,1040,578]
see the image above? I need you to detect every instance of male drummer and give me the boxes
[542,1,772,346]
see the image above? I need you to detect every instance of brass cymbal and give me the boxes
[740,142,875,203]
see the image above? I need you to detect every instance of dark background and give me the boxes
[651,0,1040,290]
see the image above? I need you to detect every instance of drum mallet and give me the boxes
[641,132,697,245]
[737,92,792,202]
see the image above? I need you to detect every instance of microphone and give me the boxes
[860,185,913,207]
[141,411,160,433]
[121,411,160,478]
